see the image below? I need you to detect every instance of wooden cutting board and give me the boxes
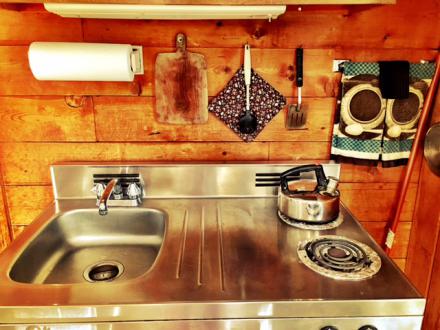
[155,33,208,124]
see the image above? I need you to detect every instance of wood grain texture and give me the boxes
[0,96,96,142]
[339,155,422,183]
[423,219,440,330]
[0,185,10,251]
[155,44,208,124]
[5,186,53,225]
[0,46,337,98]
[0,142,269,184]
[406,93,440,296]
[340,182,417,222]
[0,5,82,45]
[362,221,411,259]
[0,46,142,96]
[405,162,440,295]
[94,96,334,142]
[81,1,439,49]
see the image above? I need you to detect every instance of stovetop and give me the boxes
[0,163,424,325]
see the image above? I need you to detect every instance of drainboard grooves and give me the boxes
[197,207,205,286]
[176,209,189,279]
[217,205,225,291]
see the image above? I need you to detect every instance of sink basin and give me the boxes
[9,208,166,284]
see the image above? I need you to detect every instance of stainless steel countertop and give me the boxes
[0,198,424,324]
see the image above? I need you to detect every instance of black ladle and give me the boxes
[239,44,257,134]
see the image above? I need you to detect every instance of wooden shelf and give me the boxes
[0,0,397,5]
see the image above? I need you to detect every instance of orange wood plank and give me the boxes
[0,185,10,251]
[405,92,440,296]
[361,221,411,259]
[0,46,336,97]
[0,142,270,185]
[93,96,334,142]
[268,141,330,160]
[5,185,53,225]
[0,6,82,45]
[334,48,438,63]
[340,182,417,222]
[406,162,440,296]
[422,216,440,330]
[339,154,422,183]
[83,2,437,49]
[0,96,96,142]
[0,46,142,96]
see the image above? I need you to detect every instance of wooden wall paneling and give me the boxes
[93,96,335,142]
[82,0,438,49]
[361,221,411,259]
[406,92,440,295]
[0,142,270,185]
[0,5,82,45]
[334,49,438,63]
[0,185,11,251]
[141,47,336,98]
[5,186,53,226]
[82,7,347,48]
[422,214,440,329]
[406,162,440,295]
[339,154,422,183]
[339,182,417,222]
[267,141,330,160]
[0,46,336,97]
[0,96,96,142]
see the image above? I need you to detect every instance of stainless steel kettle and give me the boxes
[277,164,340,223]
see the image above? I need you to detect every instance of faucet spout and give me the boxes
[98,178,119,216]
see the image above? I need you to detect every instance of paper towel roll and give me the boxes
[28,42,135,81]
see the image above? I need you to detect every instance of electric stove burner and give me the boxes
[298,235,381,280]
[278,210,343,230]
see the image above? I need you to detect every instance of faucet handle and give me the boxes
[127,183,142,200]
[91,183,106,198]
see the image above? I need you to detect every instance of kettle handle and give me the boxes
[280,164,327,194]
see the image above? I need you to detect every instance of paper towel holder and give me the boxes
[28,42,144,82]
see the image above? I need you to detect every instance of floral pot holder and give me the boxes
[208,66,286,142]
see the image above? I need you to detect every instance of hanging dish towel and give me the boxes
[331,62,385,163]
[208,66,286,142]
[382,63,436,167]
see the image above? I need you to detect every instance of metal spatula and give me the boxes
[286,48,307,129]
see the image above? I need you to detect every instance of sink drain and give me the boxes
[83,261,124,283]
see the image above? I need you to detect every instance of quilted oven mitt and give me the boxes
[208,66,286,142]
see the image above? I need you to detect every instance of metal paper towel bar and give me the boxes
[131,46,144,75]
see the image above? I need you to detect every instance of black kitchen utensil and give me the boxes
[286,48,307,129]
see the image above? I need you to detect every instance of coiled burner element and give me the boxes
[305,238,371,272]
[298,235,381,280]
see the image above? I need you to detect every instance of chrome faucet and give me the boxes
[98,178,119,216]
[92,174,143,215]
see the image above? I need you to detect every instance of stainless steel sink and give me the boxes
[9,208,166,284]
